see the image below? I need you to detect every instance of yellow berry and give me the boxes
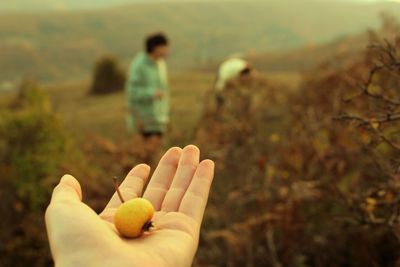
[114,198,154,238]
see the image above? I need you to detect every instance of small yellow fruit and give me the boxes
[114,198,154,238]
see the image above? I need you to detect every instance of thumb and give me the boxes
[50,174,83,204]
[45,175,83,235]
[45,175,88,261]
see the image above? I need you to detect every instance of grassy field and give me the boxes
[42,70,300,145]
[2,10,400,265]
[3,34,400,265]
[0,63,312,267]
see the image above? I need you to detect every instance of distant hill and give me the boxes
[248,14,400,73]
[0,0,396,12]
[0,0,159,12]
[247,33,369,73]
[0,0,399,83]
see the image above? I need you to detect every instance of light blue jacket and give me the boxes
[126,53,169,133]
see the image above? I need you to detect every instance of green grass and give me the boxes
[0,70,299,152]
[45,72,215,143]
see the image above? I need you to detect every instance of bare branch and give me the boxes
[342,43,400,106]
[379,134,400,150]
[333,112,400,126]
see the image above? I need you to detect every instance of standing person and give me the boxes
[126,33,170,164]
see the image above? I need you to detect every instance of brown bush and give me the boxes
[0,80,67,267]
[194,18,400,267]
[89,55,126,95]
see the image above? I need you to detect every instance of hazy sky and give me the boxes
[360,0,399,1]
[1,0,399,13]
[265,0,395,1]
[318,0,400,3]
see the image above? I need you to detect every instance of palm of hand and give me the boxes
[46,146,214,267]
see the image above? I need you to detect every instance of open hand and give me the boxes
[45,145,215,267]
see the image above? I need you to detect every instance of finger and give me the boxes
[102,164,150,212]
[161,145,200,212]
[49,174,82,204]
[46,175,83,230]
[143,147,182,210]
[179,159,215,224]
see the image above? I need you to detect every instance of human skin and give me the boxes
[45,145,215,267]
[151,45,170,60]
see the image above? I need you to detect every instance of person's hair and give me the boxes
[240,66,252,76]
[145,33,169,54]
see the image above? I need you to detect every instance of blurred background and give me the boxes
[1,0,400,266]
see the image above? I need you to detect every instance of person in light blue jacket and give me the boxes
[126,33,170,162]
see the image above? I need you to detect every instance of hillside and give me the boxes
[0,0,165,12]
[248,32,369,72]
[0,0,399,84]
[0,0,396,12]
[1,9,400,266]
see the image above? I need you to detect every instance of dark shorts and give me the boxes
[141,131,163,139]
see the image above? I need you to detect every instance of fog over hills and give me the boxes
[0,0,399,82]
[0,0,398,12]
[0,0,147,12]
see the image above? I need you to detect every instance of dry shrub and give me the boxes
[0,80,67,267]
[0,79,66,209]
[195,18,400,267]
[89,55,126,95]
[0,80,142,266]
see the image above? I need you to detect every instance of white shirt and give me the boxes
[157,59,168,88]
[215,58,248,92]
